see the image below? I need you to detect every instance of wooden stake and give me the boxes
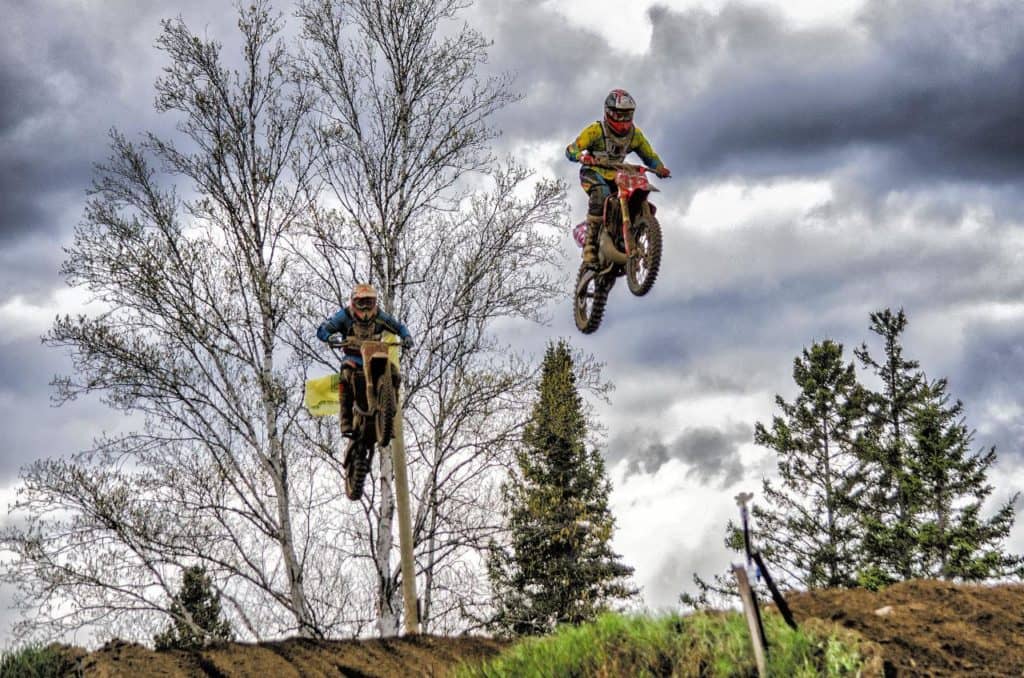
[733,564,768,677]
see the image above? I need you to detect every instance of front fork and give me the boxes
[360,361,386,414]
[619,195,635,257]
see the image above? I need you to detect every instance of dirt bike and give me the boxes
[573,160,664,334]
[327,333,403,501]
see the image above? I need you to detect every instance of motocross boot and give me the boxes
[582,215,601,267]
[339,376,355,437]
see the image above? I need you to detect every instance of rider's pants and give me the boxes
[580,168,615,219]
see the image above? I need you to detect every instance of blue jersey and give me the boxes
[316,308,412,367]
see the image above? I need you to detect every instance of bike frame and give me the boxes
[611,167,653,257]
[328,334,402,419]
[590,161,659,261]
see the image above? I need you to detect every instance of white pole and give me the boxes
[391,390,420,634]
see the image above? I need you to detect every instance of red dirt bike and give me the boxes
[573,161,663,334]
[327,334,403,500]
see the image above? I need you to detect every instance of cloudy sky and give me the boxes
[3,0,1024,643]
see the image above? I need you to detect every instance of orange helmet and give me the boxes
[349,283,378,321]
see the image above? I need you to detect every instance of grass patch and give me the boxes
[0,643,74,678]
[455,611,877,677]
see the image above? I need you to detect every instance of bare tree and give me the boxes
[296,0,567,635]
[1,2,343,641]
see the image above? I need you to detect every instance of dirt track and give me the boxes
[786,580,1024,677]
[63,634,507,677]
[61,579,1024,676]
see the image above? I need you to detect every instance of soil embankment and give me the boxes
[62,580,1024,676]
[787,580,1024,676]
[62,633,506,677]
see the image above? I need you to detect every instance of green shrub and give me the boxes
[0,643,73,678]
[456,610,872,677]
[154,565,234,650]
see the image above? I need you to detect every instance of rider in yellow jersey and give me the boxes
[565,89,671,266]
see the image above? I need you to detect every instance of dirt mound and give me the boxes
[64,633,506,677]
[786,579,1024,676]
[59,580,1024,677]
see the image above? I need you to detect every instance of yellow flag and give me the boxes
[304,373,341,417]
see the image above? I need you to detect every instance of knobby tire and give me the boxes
[375,375,397,447]
[574,264,612,334]
[344,440,370,501]
[626,213,662,296]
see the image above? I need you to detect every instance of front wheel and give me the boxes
[375,374,397,447]
[626,213,662,296]
[344,440,370,501]
[574,264,612,334]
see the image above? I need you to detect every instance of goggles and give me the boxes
[353,297,376,311]
[606,108,634,123]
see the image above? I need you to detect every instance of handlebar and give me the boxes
[326,334,404,350]
[581,156,662,175]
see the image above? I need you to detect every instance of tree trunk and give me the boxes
[375,447,399,636]
[263,317,315,636]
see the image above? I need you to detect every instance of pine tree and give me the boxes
[854,308,927,585]
[856,308,1022,584]
[487,340,636,636]
[906,379,1022,580]
[153,566,233,650]
[685,340,870,606]
[751,340,871,589]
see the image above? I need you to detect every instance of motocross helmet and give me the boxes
[604,88,636,135]
[349,283,378,321]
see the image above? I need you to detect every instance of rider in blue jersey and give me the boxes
[317,283,413,436]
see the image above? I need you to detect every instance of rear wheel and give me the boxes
[626,213,662,296]
[375,374,397,447]
[574,264,612,334]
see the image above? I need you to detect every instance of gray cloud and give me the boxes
[0,0,239,245]
[0,338,124,484]
[645,521,735,609]
[948,319,1024,465]
[607,423,750,485]
[649,0,1024,187]
[1,3,119,243]
[0,338,50,394]
[0,236,65,302]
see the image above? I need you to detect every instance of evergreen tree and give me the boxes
[905,379,1022,580]
[487,340,636,636]
[685,340,871,607]
[854,308,927,584]
[153,566,233,650]
[687,308,1022,606]
[856,308,1022,584]
[751,340,871,589]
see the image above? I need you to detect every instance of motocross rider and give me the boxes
[317,283,414,437]
[565,89,671,266]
